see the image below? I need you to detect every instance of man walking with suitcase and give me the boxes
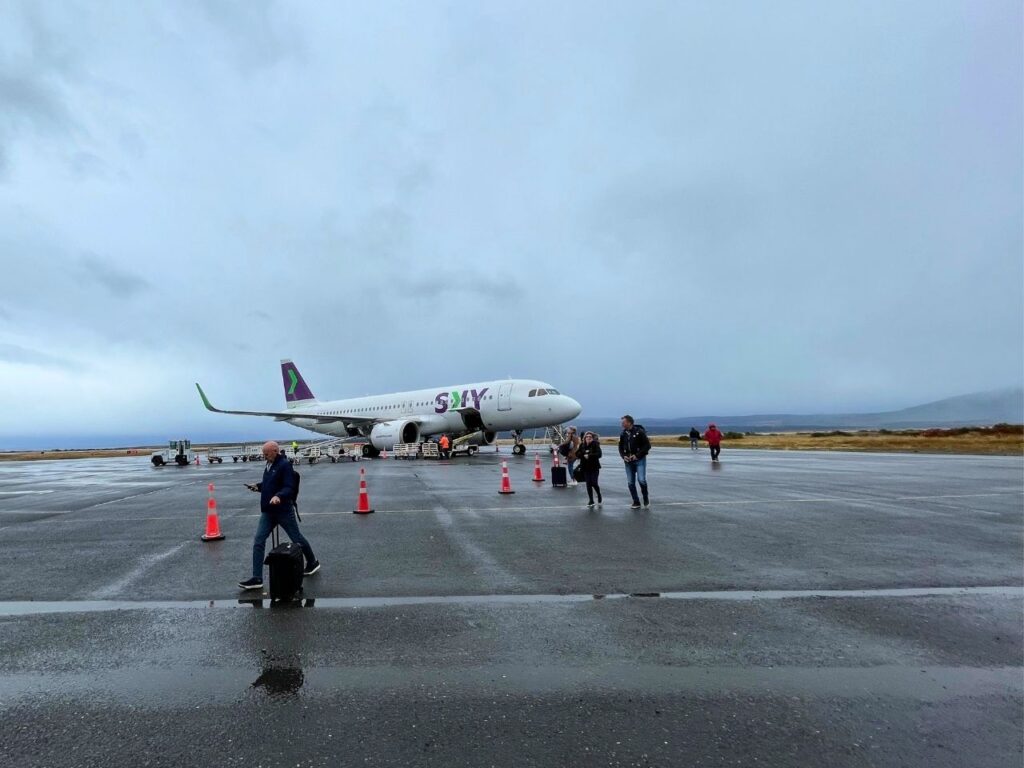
[238,440,320,590]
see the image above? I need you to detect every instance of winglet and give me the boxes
[195,383,220,413]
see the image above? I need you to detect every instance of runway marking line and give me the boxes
[0,490,1020,528]
[91,541,191,599]
[0,585,1019,616]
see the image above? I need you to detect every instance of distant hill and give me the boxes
[584,387,1024,433]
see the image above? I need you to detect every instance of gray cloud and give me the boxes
[396,271,525,303]
[0,343,84,371]
[0,1,1019,444]
[198,0,304,73]
[77,254,152,298]
[0,72,72,132]
[0,71,75,179]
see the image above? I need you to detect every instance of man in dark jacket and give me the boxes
[618,415,651,508]
[238,440,320,590]
[688,427,700,450]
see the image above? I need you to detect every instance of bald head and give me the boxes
[262,441,280,461]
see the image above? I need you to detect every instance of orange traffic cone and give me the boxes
[498,460,515,494]
[201,483,225,541]
[195,455,201,466]
[380,448,388,460]
[532,455,545,482]
[353,467,375,514]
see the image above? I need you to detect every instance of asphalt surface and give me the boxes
[0,447,1021,766]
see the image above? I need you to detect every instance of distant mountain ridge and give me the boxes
[587,387,1024,431]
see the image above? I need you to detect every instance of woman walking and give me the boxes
[577,431,603,507]
[564,427,581,486]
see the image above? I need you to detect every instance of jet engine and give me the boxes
[369,420,420,450]
[464,430,497,446]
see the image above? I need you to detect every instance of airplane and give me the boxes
[195,360,582,457]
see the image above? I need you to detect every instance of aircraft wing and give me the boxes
[195,383,376,425]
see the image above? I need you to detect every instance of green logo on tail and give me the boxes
[287,369,299,396]
[450,390,462,408]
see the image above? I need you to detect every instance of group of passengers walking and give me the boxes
[558,417,725,511]
[557,414,651,509]
[240,422,726,590]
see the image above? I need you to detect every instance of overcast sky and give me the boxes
[0,1,1021,445]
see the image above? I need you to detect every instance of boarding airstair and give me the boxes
[544,425,568,454]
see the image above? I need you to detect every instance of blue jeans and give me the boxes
[624,457,648,504]
[252,505,316,580]
[567,459,576,479]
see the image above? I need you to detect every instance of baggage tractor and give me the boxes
[265,536,304,600]
[551,465,568,488]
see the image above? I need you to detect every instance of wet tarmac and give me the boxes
[0,448,1021,766]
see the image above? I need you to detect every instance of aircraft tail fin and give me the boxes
[280,359,317,408]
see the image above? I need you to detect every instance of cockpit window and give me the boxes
[536,388,547,396]
[528,389,537,397]
[547,389,559,395]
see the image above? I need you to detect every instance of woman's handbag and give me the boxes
[572,465,585,482]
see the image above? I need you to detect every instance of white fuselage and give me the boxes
[284,379,581,439]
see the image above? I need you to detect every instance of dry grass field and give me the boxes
[2,425,1022,462]
[0,447,160,462]
[622,424,1024,456]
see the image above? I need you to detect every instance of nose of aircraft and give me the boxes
[562,395,582,421]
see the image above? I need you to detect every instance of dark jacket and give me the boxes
[618,425,651,461]
[688,428,700,439]
[255,453,297,513]
[576,441,602,471]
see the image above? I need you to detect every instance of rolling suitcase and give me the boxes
[265,537,304,600]
[264,470,305,600]
[551,465,568,488]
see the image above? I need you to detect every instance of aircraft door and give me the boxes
[497,382,513,411]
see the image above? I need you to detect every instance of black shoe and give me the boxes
[304,560,321,576]
[238,577,263,590]
[630,502,641,509]
[587,501,595,508]
[643,499,650,507]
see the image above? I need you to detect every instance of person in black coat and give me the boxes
[238,441,319,590]
[577,431,603,507]
[618,415,651,508]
